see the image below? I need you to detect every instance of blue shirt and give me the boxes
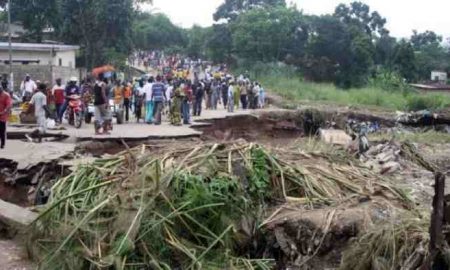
[65,84,80,96]
[152,82,166,102]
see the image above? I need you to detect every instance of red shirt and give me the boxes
[52,85,65,105]
[0,91,12,122]
[183,86,193,102]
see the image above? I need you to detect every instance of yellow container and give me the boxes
[8,114,19,123]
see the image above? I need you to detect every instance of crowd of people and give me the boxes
[0,53,267,149]
[131,69,266,127]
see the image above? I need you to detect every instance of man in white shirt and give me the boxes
[165,81,173,107]
[227,81,234,113]
[29,83,50,142]
[143,77,154,123]
[20,74,37,101]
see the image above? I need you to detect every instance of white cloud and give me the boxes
[144,0,450,38]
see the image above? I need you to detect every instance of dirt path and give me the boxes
[0,239,34,270]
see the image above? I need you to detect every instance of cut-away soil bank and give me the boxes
[1,108,449,269]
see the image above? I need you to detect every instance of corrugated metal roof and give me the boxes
[0,42,80,52]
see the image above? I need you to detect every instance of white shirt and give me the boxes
[253,85,260,96]
[144,83,153,102]
[228,85,234,98]
[137,86,145,96]
[166,85,173,100]
[20,80,37,95]
[30,91,47,117]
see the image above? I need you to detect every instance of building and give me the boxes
[0,42,84,91]
[431,71,447,83]
[0,42,79,67]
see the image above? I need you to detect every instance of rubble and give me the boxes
[28,141,410,269]
[319,129,352,146]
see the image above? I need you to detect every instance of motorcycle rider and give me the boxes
[59,77,81,124]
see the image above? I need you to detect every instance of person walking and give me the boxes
[123,82,132,122]
[20,74,37,102]
[170,88,182,126]
[259,84,265,108]
[253,82,260,109]
[204,80,212,110]
[247,81,254,109]
[211,81,220,110]
[93,74,110,135]
[152,75,166,125]
[29,83,51,142]
[239,81,248,109]
[193,81,204,116]
[52,78,66,124]
[134,80,144,123]
[144,77,154,124]
[221,81,228,109]
[182,82,193,125]
[113,81,124,123]
[227,81,235,113]
[233,80,240,110]
[0,84,12,149]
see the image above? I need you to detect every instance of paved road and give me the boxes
[0,141,76,170]
[7,106,263,141]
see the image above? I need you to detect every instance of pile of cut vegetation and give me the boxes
[28,142,415,269]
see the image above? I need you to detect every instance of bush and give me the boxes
[234,63,450,111]
[233,61,298,80]
[368,71,412,93]
[405,93,450,111]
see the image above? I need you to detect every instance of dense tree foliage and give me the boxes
[4,0,151,69]
[10,0,61,42]
[206,1,450,88]
[133,13,187,52]
[213,0,285,21]
[4,0,450,87]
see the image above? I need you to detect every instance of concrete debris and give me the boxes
[0,199,37,236]
[319,129,352,146]
[361,142,402,175]
[396,110,437,126]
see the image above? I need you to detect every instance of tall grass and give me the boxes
[259,75,450,111]
[236,63,450,111]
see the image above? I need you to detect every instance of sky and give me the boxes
[144,0,450,39]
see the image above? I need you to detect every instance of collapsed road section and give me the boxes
[0,107,449,269]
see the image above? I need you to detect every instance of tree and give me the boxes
[374,34,397,68]
[304,14,375,88]
[213,0,285,21]
[186,25,210,59]
[9,0,61,42]
[409,31,449,80]
[206,24,233,63]
[133,12,187,51]
[334,1,388,37]
[60,0,136,69]
[411,30,442,50]
[392,40,417,81]
[231,6,303,62]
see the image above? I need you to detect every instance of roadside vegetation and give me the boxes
[233,62,450,111]
[259,73,450,111]
[369,130,450,144]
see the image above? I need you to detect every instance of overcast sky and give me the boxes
[144,0,450,39]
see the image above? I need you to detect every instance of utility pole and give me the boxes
[7,0,13,91]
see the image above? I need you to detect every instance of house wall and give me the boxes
[0,65,86,92]
[0,49,76,67]
[0,50,52,65]
[54,50,76,68]
[431,71,447,82]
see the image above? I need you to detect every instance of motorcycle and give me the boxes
[67,95,84,128]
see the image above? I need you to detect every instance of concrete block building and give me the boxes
[0,42,84,91]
